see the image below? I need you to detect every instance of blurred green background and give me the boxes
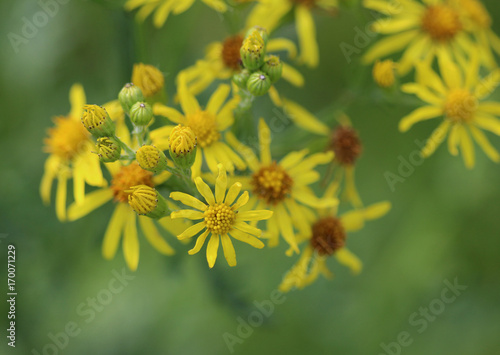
[1,0,500,354]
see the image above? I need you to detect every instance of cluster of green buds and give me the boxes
[234,27,283,96]
[81,105,123,163]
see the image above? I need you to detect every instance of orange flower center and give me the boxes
[222,35,244,71]
[251,162,293,205]
[330,126,362,166]
[421,5,462,42]
[310,217,346,256]
[204,203,235,235]
[111,163,154,203]
[44,116,89,161]
[444,89,477,123]
[186,111,220,148]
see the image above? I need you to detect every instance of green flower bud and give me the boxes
[130,102,153,126]
[261,56,283,84]
[169,125,197,170]
[127,185,170,219]
[95,137,121,163]
[136,145,168,174]
[232,69,251,89]
[118,83,144,113]
[240,28,266,71]
[245,26,269,48]
[81,105,115,137]
[247,71,272,96]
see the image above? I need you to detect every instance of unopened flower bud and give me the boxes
[131,63,165,98]
[245,26,268,48]
[118,83,144,113]
[95,137,121,163]
[247,71,271,96]
[127,185,170,219]
[81,105,115,137]
[136,145,168,174]
[373,60,396,88]
[261,56,283,84]
[130,102,153,126]
[169,125,197,169]
[232,69,251,89]
[240,28,266,71]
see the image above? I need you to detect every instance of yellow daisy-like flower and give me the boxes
[362,0,476,75]
[125,0,227,28]
[246,0,339,67]
[66,129,190,271]
[279,183,391,292]
[152,77,246,177]
[41,84,105,221]
[227,118,337,254]
[170,163,273,268]
[450,0,500,69]
[399,52,500,169]
[179,32,304,97]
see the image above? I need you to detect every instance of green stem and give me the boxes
[232,89,256,142]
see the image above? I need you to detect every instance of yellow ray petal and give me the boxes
[153,103,185,124]
[447,124,460,156]
[362,30,419,64]
[258,118,272,165]
[188,229,210,255]
[102,203,128,260]
[225,182,242,206]
[170,210,205,220]
[207,84,230,115]
[69,83,86,119]
[56,173,68,222]
[215,163,227,203]
[401,83,442,105]
[232,191,249,210]
[194,176,215,205]
[123,212,139,271]
[421,120,451,158]
[225,132,259,171]
[177,221,206,240]
[139,216,175,255]
[474,114,500,136]
[295,5,319,67]
[67,189,113,221]
[282,99,329,135]
[206,234,220,268]
[178,72,200,115]
[275,204,299,253]
[469,125,500,162]
[335,248,362,274]
[281,62,305,87]
[237,210,273,221]
[233,221,262,237]
[399,106,442,132]
[221,234,236,267]
[267,38,297,59]
[459,125,475,169]
[229,229,265,249]
[170,192,207,211]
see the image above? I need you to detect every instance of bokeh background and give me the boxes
[1,0,500,354]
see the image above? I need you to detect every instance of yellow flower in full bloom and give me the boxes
[246,0,339,67]
[363,0,476,75]
[399,52,500,169]
[279,183,391,292]
[41,84,105,221]
[227,118,337,254]
[152,77,246,177]
[170,163,273,268]
[125,0,228,28]
[179,32,304,97]
[66,129,190,271]
[450,0,500,68]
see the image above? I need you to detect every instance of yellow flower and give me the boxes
[362,0,476,75]
[279,183,391,292]
[246,0,339,67]
[66,129,190,271]
[41,84,106,221]
[227,118,337,254]
[399,52,500,169]
[326,114,364,208]
[152,78,246,177]
[450,0,500,69]
[131,63,165,98]
[170,163,273,268]
[125,0,228,28]
[179,32,304,97]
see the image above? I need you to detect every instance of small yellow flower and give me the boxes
[246,0,339,67]
[131,63,165,98]
[152,77,246,177]
[125,0,228,28]
[66,128,189,271]
[279,183,391,292]
[170,164,273,268]
[373,60,397,88]
[41,84,106,221]
[399,52,500,169]
[227,118,337,254]
[363,0,476,75]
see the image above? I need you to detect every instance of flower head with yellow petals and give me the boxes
[399,53,500,169]
[152,77,246,177]
[170,163,273,268]
[227,118,337,254]
[41,84,106,221]
[279,183,391,292]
